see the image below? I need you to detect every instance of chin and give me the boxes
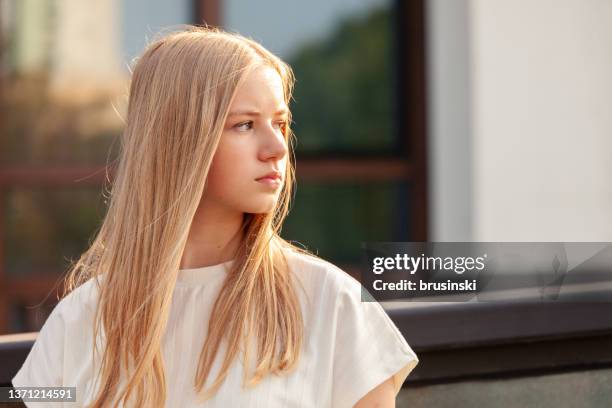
[246,201,277,214]
[251,207,276,214]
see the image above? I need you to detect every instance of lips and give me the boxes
[256,171,282,182]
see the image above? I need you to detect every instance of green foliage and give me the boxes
[289,6,396,154]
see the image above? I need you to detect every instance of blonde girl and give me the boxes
[12,25,418,407]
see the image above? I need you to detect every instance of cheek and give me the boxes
[206,141,252,197]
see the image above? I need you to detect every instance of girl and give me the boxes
[12,25,419,407]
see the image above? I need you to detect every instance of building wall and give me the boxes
[427,0,612,241]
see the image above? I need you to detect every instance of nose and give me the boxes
[259,122,288,162]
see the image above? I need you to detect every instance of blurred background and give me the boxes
[2,0,612,406]
[0,0,424,333]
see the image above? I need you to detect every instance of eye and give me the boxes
[235,121,253,131]
[274,120,288,132]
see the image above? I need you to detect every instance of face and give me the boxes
[203,64,289,215]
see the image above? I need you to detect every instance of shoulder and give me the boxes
[36,275,102,338]
[281,249,376,322]
[282,248,363,297]
[11,276,102,388]
[281,249,420,406]
[54,276,102,324]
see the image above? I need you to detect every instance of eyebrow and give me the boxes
[228,108,289,117]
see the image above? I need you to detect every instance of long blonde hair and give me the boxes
[63,25,316,407]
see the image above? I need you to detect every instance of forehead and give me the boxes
[230,65,286,110]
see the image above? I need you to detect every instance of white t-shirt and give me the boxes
[12,250,419,407]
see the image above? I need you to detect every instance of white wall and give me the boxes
[426,0,473,241]
[427,0,612,241]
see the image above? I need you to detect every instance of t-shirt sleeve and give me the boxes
[330,272,419,408]
[11,301,66,393]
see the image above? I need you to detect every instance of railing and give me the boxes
[0,332,37,386]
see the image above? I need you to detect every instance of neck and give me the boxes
[179,202,245,269]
